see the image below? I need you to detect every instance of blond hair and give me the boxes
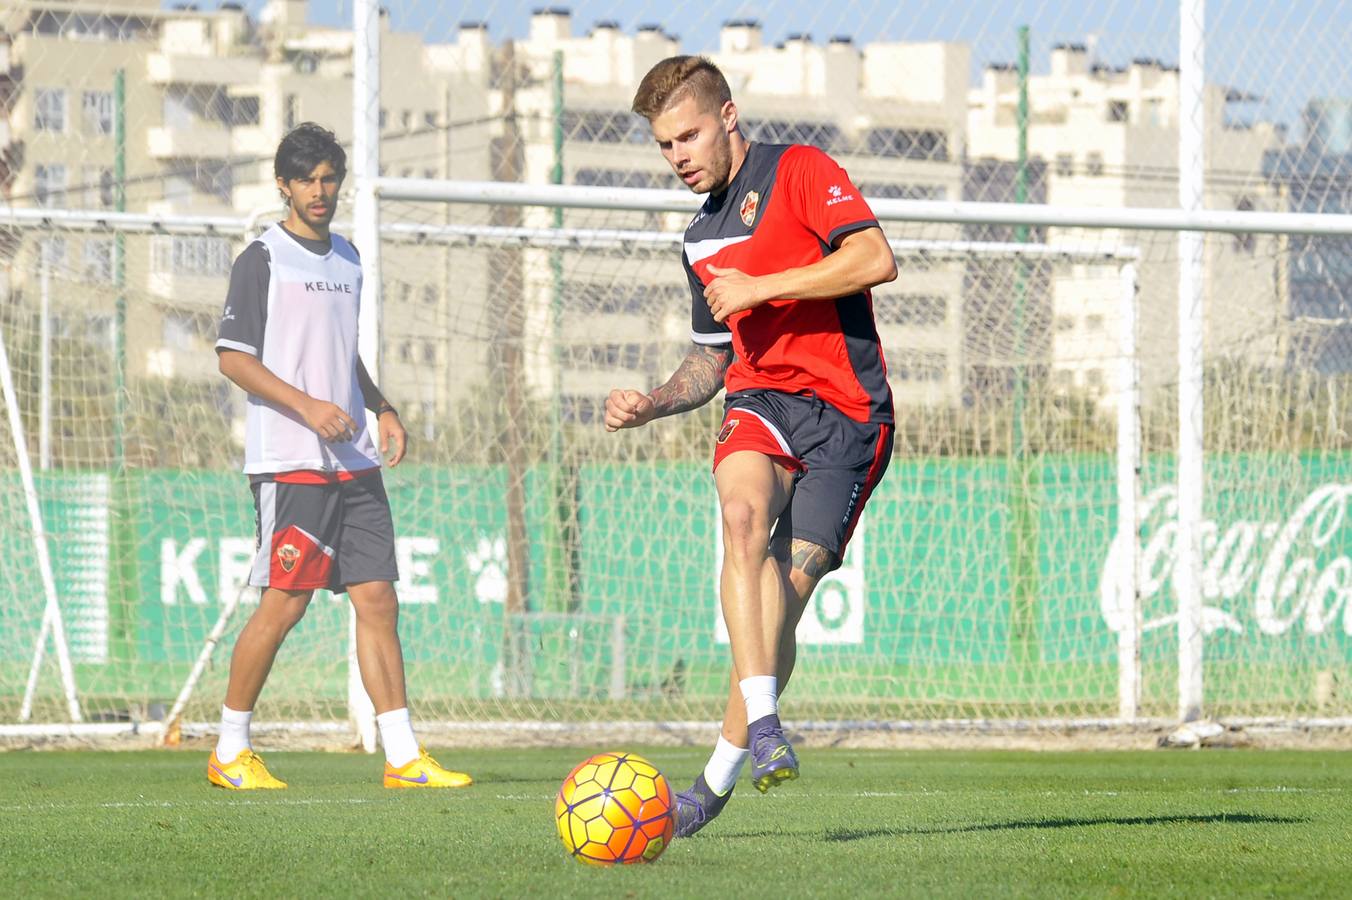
[631,55,732,119]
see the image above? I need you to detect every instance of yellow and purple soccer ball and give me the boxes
[555,751,675,865]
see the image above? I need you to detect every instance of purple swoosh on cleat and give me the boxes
[388,772,429,784]
[211,764,243,787]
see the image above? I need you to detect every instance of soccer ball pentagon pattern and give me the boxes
[555,751,675,865]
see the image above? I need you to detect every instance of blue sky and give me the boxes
[242,1,1351,138]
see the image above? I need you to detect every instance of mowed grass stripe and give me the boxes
[1,749,1348,898]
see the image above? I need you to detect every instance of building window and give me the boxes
[874,293,947,327]
[857,182,947,201]
[39,237,67,270]
[421,341,436,364]
[230,96,260,126]
[82,90,113,135]
[82,166,115,209]
[1054,369,1074,389]
[1086,152,1105,176]
[1055,154,1074,177]
[379,108,388,130]
[893,351,947,383]
[1234,196,1256,254]
[1108,100,1129,123]
[423,167,437,180]
[752,120,848,154]
[422,284,438,306]
[162,310,213,350]
[398,341,413,363]
[35,88,67,133]
[400,109,412,132]
[568,343,646,370]
[1085,368,1105,392]
[285,94,299,131]
[1054,315,1075,332]
[423,110,438,128]
[865,128,948,161]
[83,239,113,282]
[35,164,67,208]
[1086,314,1104,332]
[152,236,234,277]
[563,110,648,144]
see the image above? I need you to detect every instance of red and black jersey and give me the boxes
[684,142,893,424]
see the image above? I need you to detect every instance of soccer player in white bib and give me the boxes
[208,123,471,790]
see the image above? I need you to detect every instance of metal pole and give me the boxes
[113,69,126,468]
[108,67,137,686]
[1116,263,1142,720]
[350,0,381,753]
[1177,0,1206,723]
[493,41,532,697]
[39,259,51,470]
[1008,25,1040,674]
[547,50,578,613]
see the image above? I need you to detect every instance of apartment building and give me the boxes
[3,5,1294,436]
[969,44,1287,402]
[1,0,493,432]
[1264,99,1352,375]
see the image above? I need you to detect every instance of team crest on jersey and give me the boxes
[717,418,740,444]
[277,543,301,573]
[739,191,759,227]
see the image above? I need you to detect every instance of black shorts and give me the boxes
[248,470,399,593]
[715,389,893,568]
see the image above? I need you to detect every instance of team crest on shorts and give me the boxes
[717,418,740,444]
[739,191,759,227]
[277,543,301,573]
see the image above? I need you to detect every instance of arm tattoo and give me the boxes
[790,539,838,580]
[648,343,732,418]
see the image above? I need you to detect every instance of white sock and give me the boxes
[377,707,420,768]
[703,735,750,796]
[739,675,779,724]
[215,705,252,763]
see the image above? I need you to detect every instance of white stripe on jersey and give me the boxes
[684,234,752,266]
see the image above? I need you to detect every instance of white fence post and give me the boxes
[1177,0,1207,724]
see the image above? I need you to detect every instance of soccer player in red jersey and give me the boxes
[606,57,897,836]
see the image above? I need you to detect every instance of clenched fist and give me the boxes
[604,389,656,432]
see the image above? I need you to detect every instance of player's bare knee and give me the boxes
[720,497,770,554]
[351,583,399,625]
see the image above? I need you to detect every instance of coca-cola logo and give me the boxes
[1100,484,1352,637]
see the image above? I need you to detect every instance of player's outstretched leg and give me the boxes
[748,711,799,792]
[674,734,747,837]
[675,773,736,837]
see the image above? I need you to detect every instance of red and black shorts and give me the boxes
[715,389,893,570]
[248,468,399,593]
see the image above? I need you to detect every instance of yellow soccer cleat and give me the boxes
[383,747,473,789]
[207,749,288,790]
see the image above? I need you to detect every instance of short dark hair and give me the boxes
[274,122,347,187]
[632,56,732,120]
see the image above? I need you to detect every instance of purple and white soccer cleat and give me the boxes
[748,713,799,793]
[674,773,734,838]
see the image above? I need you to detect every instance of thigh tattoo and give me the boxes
[790,539,837,579]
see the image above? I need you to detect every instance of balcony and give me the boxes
[146,53,258,86]
[148,124,231,159]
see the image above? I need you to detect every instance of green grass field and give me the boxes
[1,748,1348,898]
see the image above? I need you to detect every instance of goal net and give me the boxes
[4,0,1352,745]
